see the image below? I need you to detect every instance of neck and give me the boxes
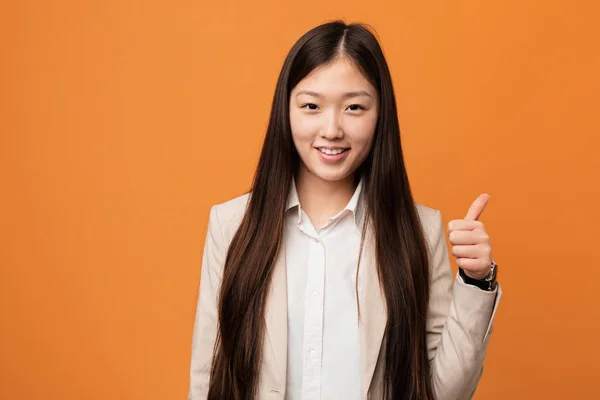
[295,165,357,227]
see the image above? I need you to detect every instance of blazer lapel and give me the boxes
[360,225,387,397]
[264,239,288,389]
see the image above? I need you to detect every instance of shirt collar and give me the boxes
[285,176,366,231]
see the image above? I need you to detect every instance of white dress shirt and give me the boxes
[284,178,366,400]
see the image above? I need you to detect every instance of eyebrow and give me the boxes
[295,90,374,99]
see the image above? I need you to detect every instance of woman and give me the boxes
[188,21,501,400]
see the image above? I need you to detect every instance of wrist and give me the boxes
[463,269,489,280]
[459,261,498,291]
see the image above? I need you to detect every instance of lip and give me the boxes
[314,147,350,164]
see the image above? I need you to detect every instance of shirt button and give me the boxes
[309,350,315,357]
[312,291,318,298]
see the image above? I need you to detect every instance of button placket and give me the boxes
[302,235,325,399]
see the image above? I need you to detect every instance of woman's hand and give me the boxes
[447,194,493,280]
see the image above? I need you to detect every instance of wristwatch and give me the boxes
[459,261,498,291]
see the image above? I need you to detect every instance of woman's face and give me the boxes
[289,58,379,184]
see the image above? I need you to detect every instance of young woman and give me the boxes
[188,21,502,400]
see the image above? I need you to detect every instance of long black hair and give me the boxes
[208,21,434,400]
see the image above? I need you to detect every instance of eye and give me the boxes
[301,103,319,110]
[347,104,366,112]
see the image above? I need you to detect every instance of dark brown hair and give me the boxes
[208,21,433,400]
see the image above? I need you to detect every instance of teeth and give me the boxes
[319,148,346,155]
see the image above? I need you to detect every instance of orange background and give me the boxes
[1,1,599,399]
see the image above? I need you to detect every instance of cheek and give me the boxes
[345,117,377,148]
[290,128,313,152]
[290,111,318,145]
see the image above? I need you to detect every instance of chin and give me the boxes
[307,166,353,183]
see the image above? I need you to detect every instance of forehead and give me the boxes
[293,59,375,95]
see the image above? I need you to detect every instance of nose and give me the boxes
[320,110,344,140]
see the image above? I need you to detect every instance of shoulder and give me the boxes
[210,191,251,242]
[414,202,444,242]
[414,202,439,220]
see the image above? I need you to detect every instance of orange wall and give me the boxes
[1,1,599,399]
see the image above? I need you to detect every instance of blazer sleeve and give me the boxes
[426,210,502,400]
[188,205,226,400]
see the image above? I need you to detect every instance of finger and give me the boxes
[448,230,486,245]
[451,245,482,259]
[456,258,480,269]
[464,194,491,221]
[447,219,484,233]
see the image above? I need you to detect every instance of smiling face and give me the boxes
[289,57,379,184]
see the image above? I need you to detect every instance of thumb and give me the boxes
[464,194,491,221]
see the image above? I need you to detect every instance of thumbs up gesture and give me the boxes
[447,194,494,280]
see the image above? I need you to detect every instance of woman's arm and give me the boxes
[188,206,225,400]
[426,209,502,400]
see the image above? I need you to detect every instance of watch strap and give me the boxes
[459,261,498,291]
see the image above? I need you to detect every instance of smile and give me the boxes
[316,147,349,155]
[314,147,350,164]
